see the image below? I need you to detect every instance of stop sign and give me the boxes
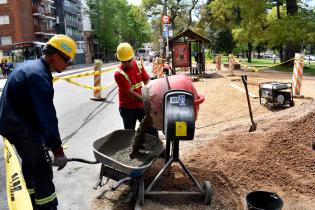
[162,15,170,24]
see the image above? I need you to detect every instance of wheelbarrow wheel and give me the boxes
[138,180,145,206]
[202,181,212,205]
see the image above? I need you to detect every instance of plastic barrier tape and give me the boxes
[52,66,117,91]
[53,65,118,82]
[64,78,116,90]
[234,58,295,72]
[3,138,33,210]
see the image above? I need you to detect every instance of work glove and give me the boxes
[51,147,67,171]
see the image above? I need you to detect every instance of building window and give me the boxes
[0,15,9,25]
[0,36,12,45]
[0,0,7,4]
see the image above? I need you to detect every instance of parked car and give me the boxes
[148,51,157,62]
[304,55,315,61]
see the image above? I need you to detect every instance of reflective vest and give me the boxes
[117,61,143,90]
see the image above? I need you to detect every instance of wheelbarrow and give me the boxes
[92,129,165,201]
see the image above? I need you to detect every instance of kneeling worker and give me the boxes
[0,34,77,210]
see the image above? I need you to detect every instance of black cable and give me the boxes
[67,158,99,164]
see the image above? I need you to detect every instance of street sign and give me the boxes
[163,25,169,38]
[162,15,170,24]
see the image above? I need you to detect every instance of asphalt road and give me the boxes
[0,61,153,210]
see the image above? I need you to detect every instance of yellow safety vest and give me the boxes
[117,61,143,90]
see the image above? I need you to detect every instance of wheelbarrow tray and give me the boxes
[93,129,164,177]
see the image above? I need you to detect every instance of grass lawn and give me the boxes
[215,56,315,76]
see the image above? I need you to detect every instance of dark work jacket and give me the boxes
[0,58,62,149]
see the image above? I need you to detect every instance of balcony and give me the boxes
[32,5,56,20]
[34,24,56,35]
[44,12,56,20]
[43,0,55,3]
[65,17,81,29]
[64,4,77,15]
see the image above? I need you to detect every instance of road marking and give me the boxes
[230,83,258,98]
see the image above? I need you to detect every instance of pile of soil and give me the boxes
[184,100,315,209]
[134,100,315,210]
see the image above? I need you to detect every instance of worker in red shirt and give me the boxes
[114,42,158,136]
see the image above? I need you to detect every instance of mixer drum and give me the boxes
[142,75,205,130]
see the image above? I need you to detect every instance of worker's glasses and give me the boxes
[58,53,71,65]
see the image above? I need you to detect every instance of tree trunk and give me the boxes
[286,0,298,14]
[284,0,299,66]
[279,46,284,62]
[247,42,252,63]
[276,0,281,19]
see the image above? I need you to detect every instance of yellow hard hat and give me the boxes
[47,34,77,60]
[116,42,134,62]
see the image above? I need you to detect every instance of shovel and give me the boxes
[241,75,257,132]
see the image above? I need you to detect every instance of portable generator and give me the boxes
[259,81,294,109]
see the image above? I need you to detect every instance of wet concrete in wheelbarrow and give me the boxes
[96,130,163,167]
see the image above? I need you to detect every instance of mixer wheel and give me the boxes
[202,181,212,205]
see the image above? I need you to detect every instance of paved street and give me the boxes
[0,61,153,210]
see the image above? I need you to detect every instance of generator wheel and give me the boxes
[289,100,295,107]
[138,180,145,206]
[202,181,212,205]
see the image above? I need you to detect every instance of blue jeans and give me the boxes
[119,107,158,137]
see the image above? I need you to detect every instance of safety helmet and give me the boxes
[116,42,134,62]
[46,34,77,60]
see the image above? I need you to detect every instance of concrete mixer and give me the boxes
[142,74,205,130]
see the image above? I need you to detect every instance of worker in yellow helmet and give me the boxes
[114,42,158,137]
[0,34,76,210]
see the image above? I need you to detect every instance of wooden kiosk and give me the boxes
[169,29,210,75]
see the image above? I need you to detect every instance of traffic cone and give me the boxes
[227,54,235,76]
[216,54,222,71]
[91,59,106,101]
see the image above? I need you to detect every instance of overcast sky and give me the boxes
[128,0,141,6]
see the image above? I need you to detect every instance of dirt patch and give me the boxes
[90,68,315,210]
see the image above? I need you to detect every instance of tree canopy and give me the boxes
[85,0,151,52]
[200,0,315,62]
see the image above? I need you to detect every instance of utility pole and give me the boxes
[163,0,169,62]
[163,0,167,15]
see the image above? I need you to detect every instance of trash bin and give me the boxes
[246,191,283,210]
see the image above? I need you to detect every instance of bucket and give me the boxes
[143,75,205,130]
[246,191,283,210]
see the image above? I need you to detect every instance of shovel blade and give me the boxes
[249,123,257,132]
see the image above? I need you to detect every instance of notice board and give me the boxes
[172,43,190,67]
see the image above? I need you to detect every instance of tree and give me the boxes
[85,0,151,59]
[202,0,315,64]
[213,29,235,55]
[142,0,200,32]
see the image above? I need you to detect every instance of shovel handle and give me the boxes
[241,75,247,85]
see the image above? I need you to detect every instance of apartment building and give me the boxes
[55,0,85,63]
[0,0,85,64]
